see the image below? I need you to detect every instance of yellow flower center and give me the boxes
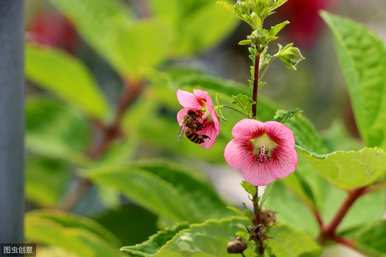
[251,133,277,162]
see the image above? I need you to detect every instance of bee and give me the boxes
[178,110,210,144]
[185,130,210,144]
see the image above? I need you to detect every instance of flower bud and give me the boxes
[227,236,247,254]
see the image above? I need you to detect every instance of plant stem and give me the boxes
[322,187,368,239]
[252,186,260,223]
[252,54,260,119]
[333,236,360,252]
[59,79,144,211]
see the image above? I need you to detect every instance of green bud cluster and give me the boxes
[218,0,304,71]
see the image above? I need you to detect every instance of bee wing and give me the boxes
[177,126,185,140]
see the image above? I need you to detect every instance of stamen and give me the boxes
[251,133,277,163]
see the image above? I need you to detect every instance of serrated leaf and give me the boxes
[322,12,386,150]
[121,224,189,257]
[154,217,253,257]
[299,147,386,190]
[26,211,122,257]
[26,97,90,165]
[26,44,109,119]
[51,0,169,78]
[266,225,321,257]
[85,161,234,225]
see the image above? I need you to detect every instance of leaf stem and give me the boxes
[252,54,260,119]
[333,236,360,252]
[321,186,368,239]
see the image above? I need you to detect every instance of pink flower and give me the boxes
[224,119,297,185]
[176,89,220,149]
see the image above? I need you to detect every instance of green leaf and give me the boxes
[95,204,158,246]
[269,20,290,37]
[266,225,321,257]
[150,0,238,56]
[153,217,253,257]
[26,97,91,165]
[344,221,386,257]
[26,45,109,119]
[274,43,305,70]
[322,188,385,232]
[299,147,386,190]
[26,156,71,207]
[85,161,234,225]
[241,181,257,196]
[121,224,189,257]
[158,68,277,120]
[275,110,328,154]
[264,181,320,237]
[26,211,122,257]
[161,68,248,97]
[50,0,169,78]
[322,12,386,150]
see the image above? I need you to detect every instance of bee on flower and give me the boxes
[176,89,220,149]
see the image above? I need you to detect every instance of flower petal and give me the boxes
[193,89,213,107]
[264,121,296,146]
[232,119,263,139]
[199,124,219,149]
[176,108,189,126]
[177,89,201,109]
[242,162,277,186]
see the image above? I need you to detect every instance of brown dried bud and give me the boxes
[259,210,276,227]
[227,236,247,254]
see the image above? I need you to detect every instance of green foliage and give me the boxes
[50,0,169,78]
[26,44,109,119]
[300,147,386,190]
[26,97,90,165]
[85,161,234,225]
[264,181,320,236]
[322,189,385,232]
[95,204,158,246]
[26,211,122,257]
[241,181,257,196]
[345,221,386,257]
[266,225,321,257]
[121,224,189,257]
[130,218,320,257]
[159,68,248,97]
[150,0,238,56]
[158,68,277,120]
[274,109,328,154]
[274,43,305,70]
[151,217,253,257]
[322,12,386,150]
[228,0,288,29]
[26,156,70,207]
